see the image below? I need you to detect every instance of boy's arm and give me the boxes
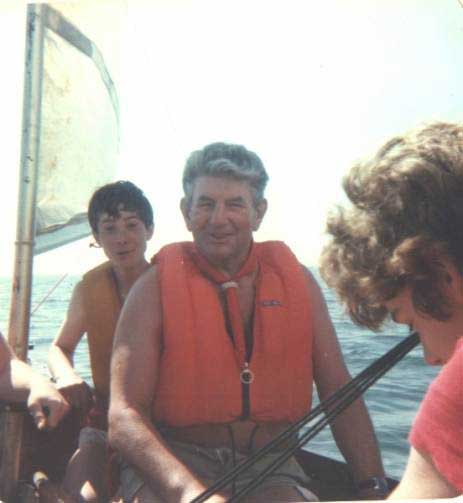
[48,281,92,412]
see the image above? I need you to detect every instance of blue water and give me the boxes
[0,273,439,480]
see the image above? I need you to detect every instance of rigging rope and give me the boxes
[192,332,420,503]
[30,273,69,317]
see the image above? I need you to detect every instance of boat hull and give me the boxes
[2,407,398,501]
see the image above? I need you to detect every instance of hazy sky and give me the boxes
[1,0,463,277]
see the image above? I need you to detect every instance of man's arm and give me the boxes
[389,447,459,499]
[108,267,227,503]
[48,281,93,412]
[305,268,386,494]
[0,336,70,430]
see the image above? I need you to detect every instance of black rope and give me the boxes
[192,332,419,502]
[228,332,419,501]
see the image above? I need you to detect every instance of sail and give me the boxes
[35,2,122,254]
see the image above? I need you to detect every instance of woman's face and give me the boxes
[384,285,463,365]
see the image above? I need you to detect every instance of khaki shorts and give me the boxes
[120,439,318,502]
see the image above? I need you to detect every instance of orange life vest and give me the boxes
[81,262,122,398]
[152,241,314,426]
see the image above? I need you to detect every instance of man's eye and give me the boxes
[103,226,115,233]
[198,202,213,209]
[127,222,138,229]
[229,202,244,209]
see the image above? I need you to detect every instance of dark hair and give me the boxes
[320,122,463,330]
[88,181,154,234]
[182,142,269,207]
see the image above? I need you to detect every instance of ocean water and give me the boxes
[0,273,440,480]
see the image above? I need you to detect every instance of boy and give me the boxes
[48,180,154,502]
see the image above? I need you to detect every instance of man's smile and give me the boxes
[208,232,233,242]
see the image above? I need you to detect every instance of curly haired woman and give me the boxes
[321,122,463,499]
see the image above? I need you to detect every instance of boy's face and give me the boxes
[94,209,153,269]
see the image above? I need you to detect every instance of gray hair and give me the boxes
[182,142,269,207]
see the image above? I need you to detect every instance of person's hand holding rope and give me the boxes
[28,377,70,430]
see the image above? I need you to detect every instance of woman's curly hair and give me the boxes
[320,122,463,330]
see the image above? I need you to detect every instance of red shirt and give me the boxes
[409,338,463,492]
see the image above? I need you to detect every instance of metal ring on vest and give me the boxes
[240,364,254,384]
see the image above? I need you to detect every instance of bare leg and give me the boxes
[63,442,109,502]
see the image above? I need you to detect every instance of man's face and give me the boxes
[181,176,267,274]
[94,209,153,270]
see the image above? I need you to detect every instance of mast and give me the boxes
[0,3,120,497]
[0,4,45,499]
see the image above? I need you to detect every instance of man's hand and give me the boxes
[27,379,70,430]
[357,486,389,500]
[55,373,93,414]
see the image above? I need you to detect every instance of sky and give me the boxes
[0,0,463,278]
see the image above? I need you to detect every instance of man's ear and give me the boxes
[180,198,192,231]
[252,199,268,231]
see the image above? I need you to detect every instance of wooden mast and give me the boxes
[0,4,45,500]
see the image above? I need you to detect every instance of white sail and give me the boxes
[35,2,121,254]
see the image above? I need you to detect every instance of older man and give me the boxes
[109,143,385,502]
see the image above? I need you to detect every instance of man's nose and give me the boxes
[209,204,227,224]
